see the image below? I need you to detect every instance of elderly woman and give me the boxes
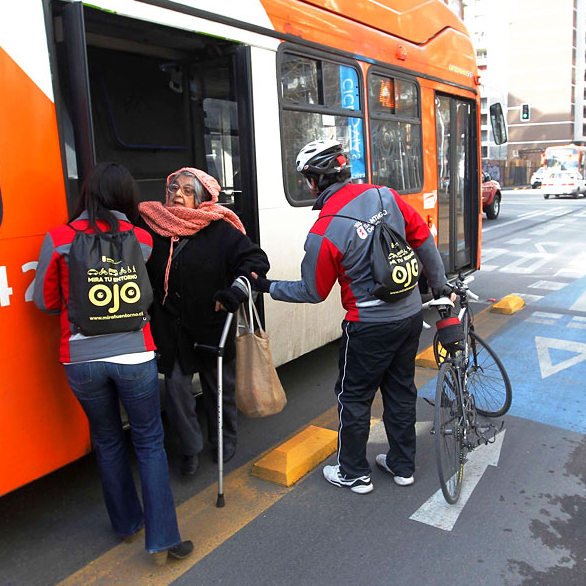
[139,167,269,476]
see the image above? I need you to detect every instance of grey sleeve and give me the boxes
[415,234,449,289]
[33,232,61,314]
[269,232,325,303]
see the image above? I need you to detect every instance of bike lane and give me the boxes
[418,276,586,434]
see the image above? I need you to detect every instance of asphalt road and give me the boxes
[1,188,585,585]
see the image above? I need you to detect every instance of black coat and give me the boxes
[145,220,270,375]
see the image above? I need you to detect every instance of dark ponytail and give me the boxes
[70,162,140,232]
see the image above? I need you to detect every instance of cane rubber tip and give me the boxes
[216,494,225,508]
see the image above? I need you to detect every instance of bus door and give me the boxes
[52,1,259,239]
[434,94,479,274]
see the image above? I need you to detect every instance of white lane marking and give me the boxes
[514,293,544,303]
[570,290,586,313]
[410,431,506,531]
[481,248,509,262]
[532,312,563,319]
[483,209,562,233]
[555,252,586,278]
[499,252,554,275]
[505,238,531,245]
[535,336,586,378]
[527,311,563,325]
[528,280,566,290]
[529,222,565,235]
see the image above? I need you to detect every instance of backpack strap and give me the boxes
[171,238,190,261]
[316,187,387,227]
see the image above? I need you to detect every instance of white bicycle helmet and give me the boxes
[295,139,349,175]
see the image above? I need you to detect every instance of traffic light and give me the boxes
[520,103,530,121]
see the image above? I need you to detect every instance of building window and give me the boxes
[367,73,422,192]
[279,51,366,204]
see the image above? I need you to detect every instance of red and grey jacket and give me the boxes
[33,211,156,363]
[270,182,448,323]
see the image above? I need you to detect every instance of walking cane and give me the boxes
[193,277,249,507]
[193,312,233,507]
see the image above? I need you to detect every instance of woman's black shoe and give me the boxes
[151,540,194,566]
[180,454,199,476]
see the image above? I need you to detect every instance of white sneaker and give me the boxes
[322,464,374,494]
[375,454,415,486]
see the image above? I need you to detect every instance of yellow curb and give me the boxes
[490,294,525,315]
[415,345,438,369]
[251,425,338,486]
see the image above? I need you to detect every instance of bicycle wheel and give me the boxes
[466,331,512,417]
[434,362,464,504]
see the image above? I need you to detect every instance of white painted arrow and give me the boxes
[410,430,506,531]
[535,336,586,378]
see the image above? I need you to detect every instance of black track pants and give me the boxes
[334,312,423,479]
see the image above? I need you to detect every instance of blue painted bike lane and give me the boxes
[420,275,586,435]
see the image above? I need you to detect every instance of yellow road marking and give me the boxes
[58,409,339,586]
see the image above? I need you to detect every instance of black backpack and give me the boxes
[320,187,420,302]
[67,225,154,336]
[369,189,420,302]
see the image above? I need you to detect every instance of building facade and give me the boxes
[464,0,586,185]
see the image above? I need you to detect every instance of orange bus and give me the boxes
[0,0,505,496]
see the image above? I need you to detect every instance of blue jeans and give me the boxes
[64,359,181,552]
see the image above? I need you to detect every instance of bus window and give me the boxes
[279,51,366,204]
[368,73,422,193]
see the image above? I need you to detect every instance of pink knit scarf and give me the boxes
[139,200,245,238]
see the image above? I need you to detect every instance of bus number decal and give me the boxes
[0,266,14,307]
[22,261,38,302]
[0,262,38,307]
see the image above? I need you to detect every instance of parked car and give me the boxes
[481,171,502,219]
[530,167,546,189]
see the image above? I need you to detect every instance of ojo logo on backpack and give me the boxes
[68,226,153,336]
[370,221,420,302]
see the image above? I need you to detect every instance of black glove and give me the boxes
[249,274,272,294]
[213,285,248,312]
[432,283,454,300]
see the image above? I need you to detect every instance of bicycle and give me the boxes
[423,274,512,504]
[428,273,512,418]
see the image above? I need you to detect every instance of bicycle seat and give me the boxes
[427,297,455,308]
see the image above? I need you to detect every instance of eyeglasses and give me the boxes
[167,183,197,198]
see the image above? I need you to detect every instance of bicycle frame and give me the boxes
[450,352,477,451]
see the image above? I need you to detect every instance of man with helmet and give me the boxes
[251,139,452,494]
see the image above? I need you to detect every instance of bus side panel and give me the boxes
[250,47,345,366]
[0,50,90,496]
